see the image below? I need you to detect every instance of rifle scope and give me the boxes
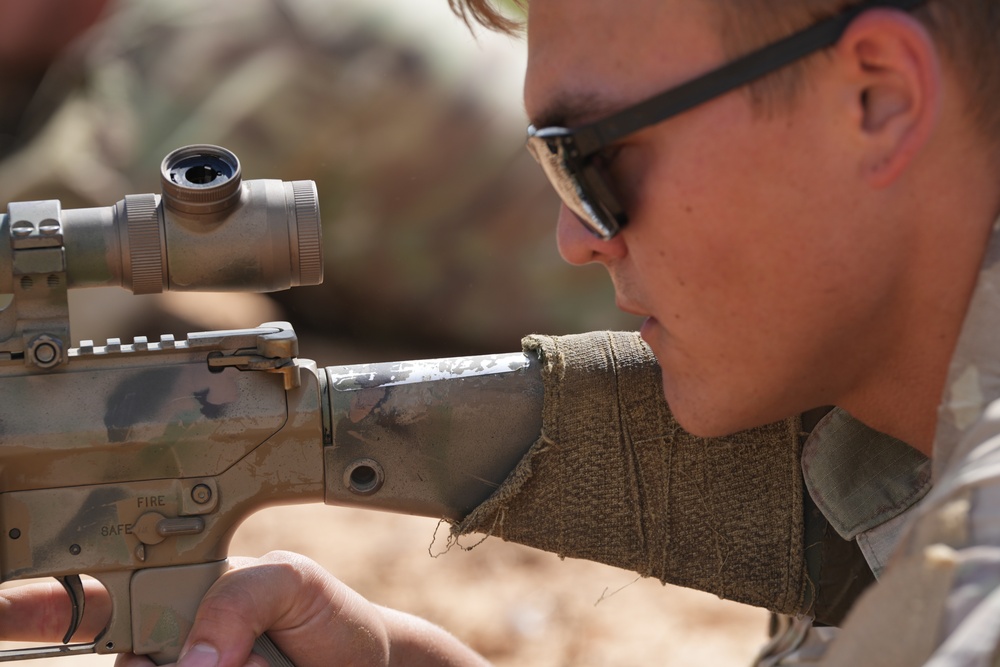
[3,144,323,294]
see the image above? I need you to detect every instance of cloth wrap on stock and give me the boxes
[453,330,811,616]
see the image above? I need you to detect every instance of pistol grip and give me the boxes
[129,560,229,664]
[129,560,296,667]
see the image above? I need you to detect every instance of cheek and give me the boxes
[626,138,752,283]
[638,147,842,310]
[628,175,763,319]
[622,94,885,344]
[628,172,847,374]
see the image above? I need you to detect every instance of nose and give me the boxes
[556,204,627,265]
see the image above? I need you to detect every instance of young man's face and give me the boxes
[525,0,909,436]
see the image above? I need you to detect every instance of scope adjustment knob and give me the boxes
[160,144,242,215]
[123,194,165,295]
[290,180,323,286]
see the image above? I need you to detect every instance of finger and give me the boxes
[0,579,111,643]
[176,551,389,667]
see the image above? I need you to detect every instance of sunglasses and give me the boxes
[526,0,927,240]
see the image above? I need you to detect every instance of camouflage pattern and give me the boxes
[0,315,329,662]
[0,0,638,357]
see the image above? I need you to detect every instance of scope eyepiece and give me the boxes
[160,145,242,215]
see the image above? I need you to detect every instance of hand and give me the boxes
[0,551,488,667]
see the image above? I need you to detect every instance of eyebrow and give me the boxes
[528,90,627,129]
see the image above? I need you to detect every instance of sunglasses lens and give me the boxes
[526,135,622,239]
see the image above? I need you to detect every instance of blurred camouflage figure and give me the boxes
[0,0,637,358]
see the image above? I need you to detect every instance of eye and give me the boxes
[590,145,624,171]
[590,145,629,190]
[590,143,642,209]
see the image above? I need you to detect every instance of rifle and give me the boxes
[0,145,543,664]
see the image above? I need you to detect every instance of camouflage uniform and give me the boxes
[0,0,637,358]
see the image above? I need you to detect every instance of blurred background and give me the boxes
[0,0,768,664]
[0,0,639,359]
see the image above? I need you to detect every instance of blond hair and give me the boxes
[446,0,523,34]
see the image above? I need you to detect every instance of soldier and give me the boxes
[8,0,1000,665]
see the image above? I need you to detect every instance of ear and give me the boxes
[835,9,942,187]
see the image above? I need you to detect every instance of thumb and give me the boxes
[176,552,389,667]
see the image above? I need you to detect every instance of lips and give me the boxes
[615,298,649,318]
[639,316,659,341]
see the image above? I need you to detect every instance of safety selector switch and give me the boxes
[132,513,205,546]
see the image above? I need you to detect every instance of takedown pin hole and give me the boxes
[352,466,376,487]
[345,459,384,495]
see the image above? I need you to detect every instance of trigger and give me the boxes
[57,575,86,644]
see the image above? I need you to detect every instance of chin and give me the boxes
[660,368,779,439]
[660,371,726,437]
[670,408,747,439]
